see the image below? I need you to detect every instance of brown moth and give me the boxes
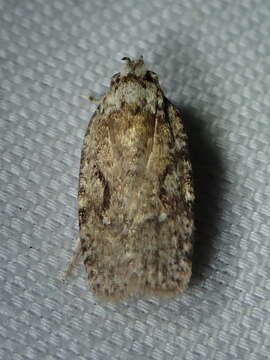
[64,56,194,301]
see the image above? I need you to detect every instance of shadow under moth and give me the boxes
[64,56,194,301]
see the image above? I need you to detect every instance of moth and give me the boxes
[64,56,194,301]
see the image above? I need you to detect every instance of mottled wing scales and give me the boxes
[74,58,194,301]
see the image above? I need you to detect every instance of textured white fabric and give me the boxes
[1,0,270,359]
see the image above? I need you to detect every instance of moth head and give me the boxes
[120,56,146,78]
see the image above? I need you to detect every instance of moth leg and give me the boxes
[81,94,102,105]
[88,95,102,105]
[62,237,82,281]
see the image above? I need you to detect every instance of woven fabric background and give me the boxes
[1,0,270,359]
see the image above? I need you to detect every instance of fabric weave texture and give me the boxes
[1,0,270,359]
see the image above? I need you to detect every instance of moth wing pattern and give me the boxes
[75,57,194,301]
